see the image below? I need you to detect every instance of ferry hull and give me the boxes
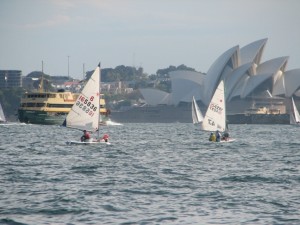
[18,109,110,125]
[18,109,67,125]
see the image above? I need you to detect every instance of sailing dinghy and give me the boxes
[199,80,234,142]
[62,63,110,145]
[290,97,300,126]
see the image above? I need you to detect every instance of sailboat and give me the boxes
[192,96,203,124]
[290,97,300,126]
[0,102,6,123]
[199,80,234,142]
[62,63,110,145]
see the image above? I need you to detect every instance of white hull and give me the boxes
[66,140,111,145]
[209,138,236,143]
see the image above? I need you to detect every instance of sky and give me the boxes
[0,0,300,79]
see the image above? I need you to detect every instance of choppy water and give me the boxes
[0,123,299,225]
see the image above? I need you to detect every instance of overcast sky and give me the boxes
[1,0,299,78]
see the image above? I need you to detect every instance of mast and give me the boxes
[39,60,44,93]
[97,63,101,140]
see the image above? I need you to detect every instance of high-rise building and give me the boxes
[0,70,22,88]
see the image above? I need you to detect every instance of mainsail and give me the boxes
[290,97,300,125]
[63,64,100,131]
[192,96,203,124]
[0,102,6,123]
[201,80,226,132]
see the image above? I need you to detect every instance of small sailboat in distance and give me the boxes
[62,63,110,145]
[0,102,6,123]
[290,97,300,126]
[199,80,234,142]
[201,80,226,132]
[192,96,203,124]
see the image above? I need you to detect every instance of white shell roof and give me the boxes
[283,69,300,97]
[139,88,171,105]
[204,45,239,105]
[257,57,288,74]
[241,73,273,99]
[225,62,253,100]
[272,70,285,96]
[240,38,267,65]
[139,39,300,106]
[171,77,203,105]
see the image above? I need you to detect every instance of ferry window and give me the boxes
[22,103,27,107]
[27,103,36,107]
[36,103,46,107]
[48,104,73,108]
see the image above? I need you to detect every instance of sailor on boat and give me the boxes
[81,130,91,142]
[222,131,230,141]
[101,134,109,142]
[209,132,216,142]
[215,130,221,142]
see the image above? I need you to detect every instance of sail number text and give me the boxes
[76,95,98,116]
[209,103,223,114]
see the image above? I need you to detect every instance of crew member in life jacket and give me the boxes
[81,130,91,142]
[101,134,109,142]
[209,132,216,142]
[215,130,221,142]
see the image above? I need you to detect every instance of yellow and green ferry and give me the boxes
[18,90,109,125]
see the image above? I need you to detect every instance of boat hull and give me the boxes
[18,109,110,125]
[18,109,67,125]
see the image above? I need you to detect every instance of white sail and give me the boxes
[0,102,6,122]
[63,64,100,132]
[290,97,300,125]
[192,96,203,124]
[201,80,226,132]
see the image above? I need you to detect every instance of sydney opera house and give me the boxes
[111,38,300,123]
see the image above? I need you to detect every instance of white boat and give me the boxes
[62,63,110,145]
[201,80,226,132]
[199,80,234,142]
[191,96,203,124]
[0,102,6,123]
[290,97,300,125]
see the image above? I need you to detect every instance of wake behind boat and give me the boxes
[62,63,111,145]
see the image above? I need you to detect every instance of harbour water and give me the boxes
[0,123,299,224]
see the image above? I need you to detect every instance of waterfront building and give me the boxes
[0,70,22,88]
